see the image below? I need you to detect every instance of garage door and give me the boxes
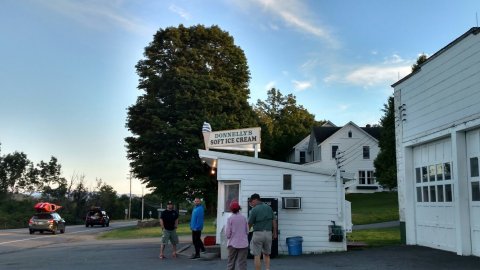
[466,130,480,256]
[413,138,456,252]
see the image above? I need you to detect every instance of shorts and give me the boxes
[161,229,179,245]
[250,231,272,256]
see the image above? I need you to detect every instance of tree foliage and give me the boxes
[125,25,257,208]
[374,96,397,189]
[254,88,321,161]
[411,54,428,72]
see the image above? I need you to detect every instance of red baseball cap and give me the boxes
[229,200,240,211]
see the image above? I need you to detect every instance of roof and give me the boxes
[198,149,333,176]
[392,27,480,87]
[312,124,381,145]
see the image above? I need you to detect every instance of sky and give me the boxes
[0,0,479,195]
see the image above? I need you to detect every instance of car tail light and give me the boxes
[28,218,34,224]
[48,219,54,224]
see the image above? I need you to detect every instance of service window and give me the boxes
[224,183,239,212]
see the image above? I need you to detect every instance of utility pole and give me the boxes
[141,186,144,221]
[128,173,132,220]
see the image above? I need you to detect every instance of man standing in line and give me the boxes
[190,197,206,259]
[248,193,277,270]
[159,201,179,259]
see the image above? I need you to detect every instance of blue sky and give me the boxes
[0,0,478,194]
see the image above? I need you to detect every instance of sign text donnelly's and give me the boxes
[208,127,261,148]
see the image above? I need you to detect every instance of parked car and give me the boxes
[85,208,110,227]
[28,212,65,234]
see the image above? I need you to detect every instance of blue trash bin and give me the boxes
[286,236,303,256]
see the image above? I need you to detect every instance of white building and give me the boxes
[198,149,351,256]
[393,27,480,256]
[288,122,382,193]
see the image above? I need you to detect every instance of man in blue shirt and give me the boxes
[190,197,206,259]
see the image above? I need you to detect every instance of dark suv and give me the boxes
[85,208,110,227]
[29,212,65,234]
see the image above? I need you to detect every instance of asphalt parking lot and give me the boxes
[159,243,480,270]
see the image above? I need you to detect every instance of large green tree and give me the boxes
[374,96,397,189]
[125,25,257,208]
[254,88,321,161]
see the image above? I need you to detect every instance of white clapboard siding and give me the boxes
[397,33,480,142]
[200,150,347,254]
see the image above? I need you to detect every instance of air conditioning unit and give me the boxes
[282,197,301,209]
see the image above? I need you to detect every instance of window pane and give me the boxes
[224,184,239,212]
[422,167,428,182]
[444,163,451,180]
[423,186,429,202]
[359,171,365,184]
[430,186,436,202]
[332,146,338,159]
[429,165,436,181]
[416,168,421,183]
[283,174,292,190]
[470,157,479,177]
[363,146,370,159]
[445,184,453,202]
[367,171,374,184]
[436,164,443,181]
[437,185,444,202]
[472,182,480,201]
[416,187,422,202]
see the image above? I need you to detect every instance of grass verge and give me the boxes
[98,217,216,240]
[347,226,401,247]
[346,192,399,225]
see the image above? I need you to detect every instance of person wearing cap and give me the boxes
[225,200,248,270]
[248,193,277,270]
[159,201,179,259]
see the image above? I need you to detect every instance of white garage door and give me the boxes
[413,138,456,252]
[466,130,480,256]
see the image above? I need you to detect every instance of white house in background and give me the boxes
[393,27,480,256]
[286,135,310,164]
[198,149,351,256]
[289,122,382,193]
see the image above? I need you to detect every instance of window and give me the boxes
[471,156,480,201]
[363,146,370,159]
[224,183,239,212]
[283,174,292,190]
[358,170,375,185]
[470,157,479,177]
[299,151,306,164]
[348,131,352,138]
[332,145,338,159]
[415,162,453,203]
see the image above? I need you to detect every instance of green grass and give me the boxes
[346,192,399,225]
[347,226,401,247]
[98,217,216,240]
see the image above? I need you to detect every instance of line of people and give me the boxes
[159,193,277,270]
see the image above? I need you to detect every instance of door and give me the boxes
[466,130,480,256]
[413,138,456,252]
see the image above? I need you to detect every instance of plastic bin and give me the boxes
[286,236,303,256]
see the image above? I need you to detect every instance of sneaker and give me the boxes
[189,254,200,259]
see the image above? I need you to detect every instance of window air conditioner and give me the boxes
[282,197,301,209]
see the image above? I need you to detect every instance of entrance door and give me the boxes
[413,138,456,252]
[466,130,480,256]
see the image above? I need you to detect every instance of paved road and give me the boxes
[1,225,480,270]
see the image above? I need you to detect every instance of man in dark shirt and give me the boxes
[159,201,179,259]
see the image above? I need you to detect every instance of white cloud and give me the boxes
[169,4,191,20]
[38,0,149,35]
[292,80,312,91]
[248,0,338,47]
[265,81,276,90]
[338,104,350,112]
[383,54,404,64]
[345,65,411,87]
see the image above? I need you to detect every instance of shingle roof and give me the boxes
[312,126,381,144]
